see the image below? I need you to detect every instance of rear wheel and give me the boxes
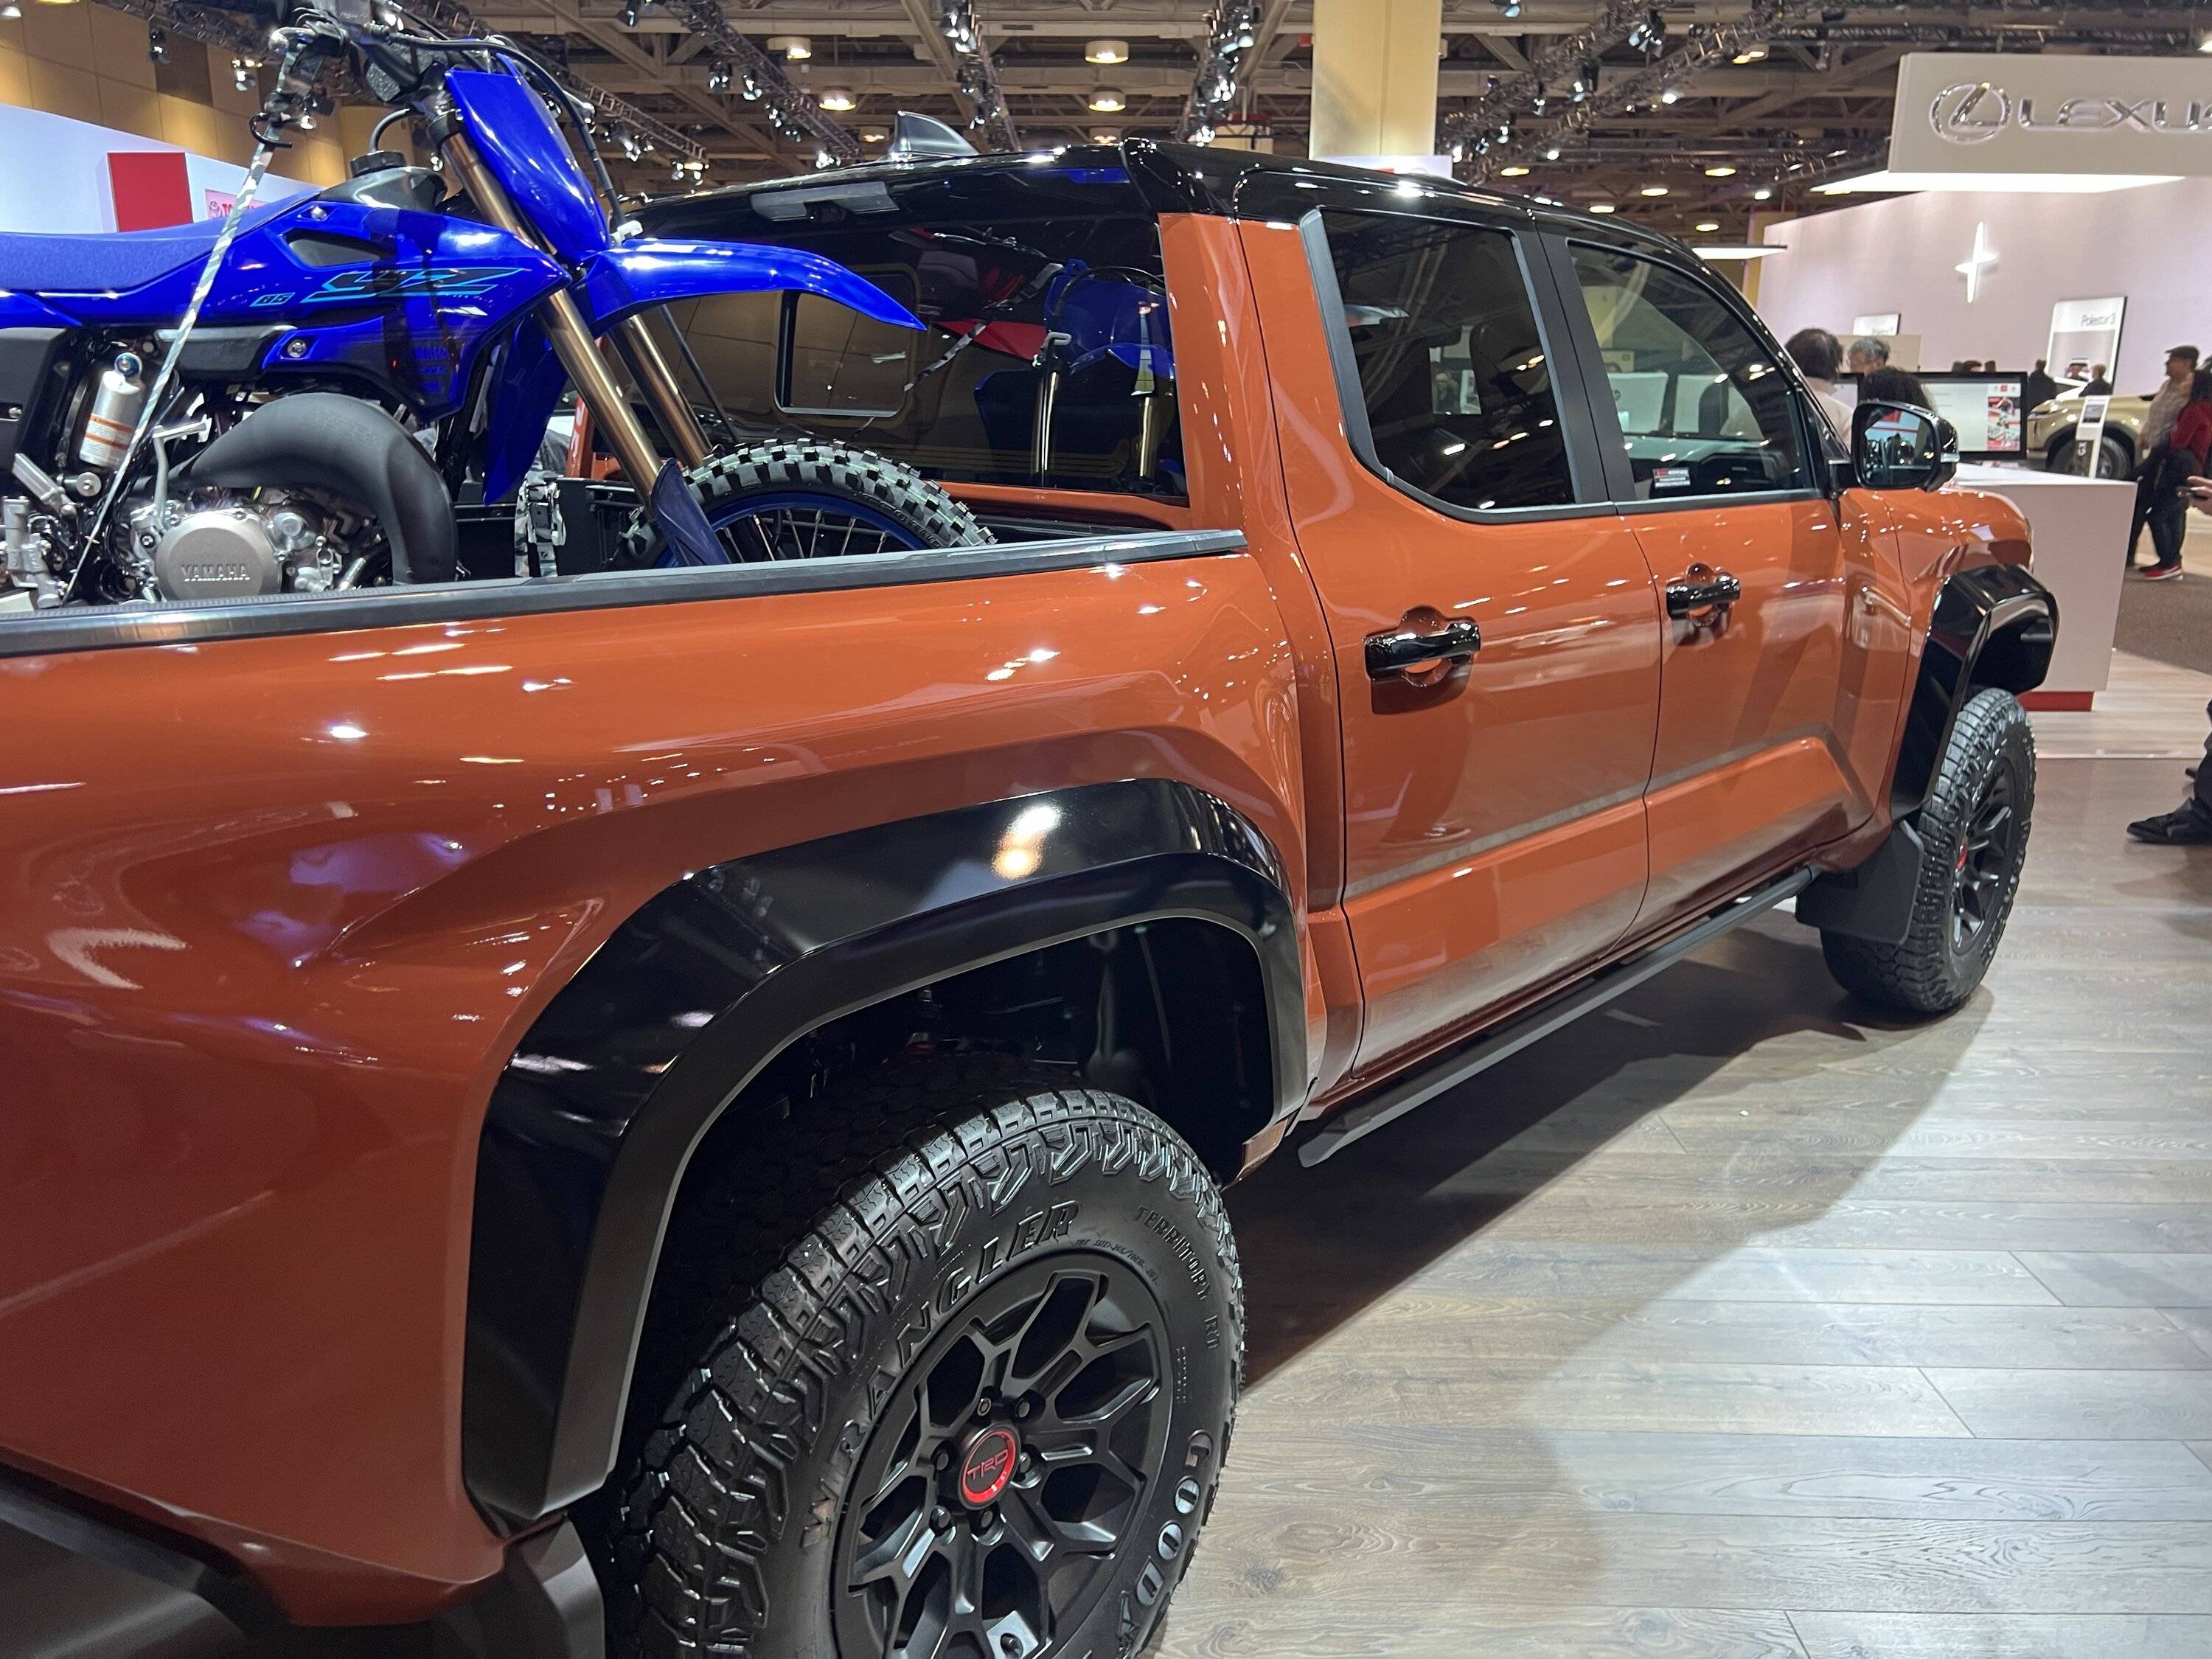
[619,439,991,566]
[1822,687,2035,1015]
[2046,431,2131,479]
[601,1057,1242,1659]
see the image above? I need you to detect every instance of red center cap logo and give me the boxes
[959,1426,1019,1508]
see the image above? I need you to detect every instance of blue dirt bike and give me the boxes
[0,0,985,608]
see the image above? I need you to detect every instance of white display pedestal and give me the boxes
[1953,463,2132,709]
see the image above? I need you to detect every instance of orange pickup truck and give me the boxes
[0,143,2053,1659]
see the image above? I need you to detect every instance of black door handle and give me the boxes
[1365,614,1481,681]
[1666,566,1742,618]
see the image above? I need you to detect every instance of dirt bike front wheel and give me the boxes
[618,439,992,566]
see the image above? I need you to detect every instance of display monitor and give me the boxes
[1839,372,2025,459]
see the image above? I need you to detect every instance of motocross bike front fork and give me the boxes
[437,131,721,556]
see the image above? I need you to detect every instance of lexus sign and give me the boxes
[1891,53,2212,178]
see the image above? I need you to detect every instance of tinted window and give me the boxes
[1322,212,1574,512]
[782,278,917,418]
[1568,245,1808,501]
[657,216,1182,500]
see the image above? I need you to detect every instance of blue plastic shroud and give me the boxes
[0,60,922,504]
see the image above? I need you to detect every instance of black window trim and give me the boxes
[1298,206,1621,527]
[1544,234,1832,517]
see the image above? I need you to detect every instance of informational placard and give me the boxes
[2047,296,2126,385]
[1852,313,1901,335]
[1891,54,2211,179]
[2075,395,2114,478]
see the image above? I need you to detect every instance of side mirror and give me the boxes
[1851,400,1959,492]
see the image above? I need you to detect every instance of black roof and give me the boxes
[644,137,1688,265]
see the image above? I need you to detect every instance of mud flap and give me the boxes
[1795,817,1928,945]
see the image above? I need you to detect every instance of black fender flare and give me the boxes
[1800,563,2054,943]
[459,779,1304,1530]
[182,392,458,583]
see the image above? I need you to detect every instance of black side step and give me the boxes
[1298,866,1815,1166]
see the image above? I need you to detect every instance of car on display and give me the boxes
[2026,387,2151,476]
[0,4,984,616]
[0,140,2056,1659]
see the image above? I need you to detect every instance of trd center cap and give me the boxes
[957,1425,1020,1509]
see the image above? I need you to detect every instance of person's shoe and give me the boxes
[2126,805,2212,844]
[2142,563,2184,581]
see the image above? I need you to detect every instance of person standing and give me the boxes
[1847,336,1890,376]
[2127,469,2212,842]
[2023,358,2058,414]
[1785,327,1851,435]
[2141,369,2212,581]
[2128,346,2202,568]
[2083,364,2115,395]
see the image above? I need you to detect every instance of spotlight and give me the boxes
[231,56,253,92]
[1589,202,1616,214]
[1500,164,1531,177]
[1091,127,1121,143]
[860,128,888,143]
[147,26,167,63]
[1733,44,1768,63]
[1192,125,1215,145]
[1705,164,1736,177]
[1085,38,1128,64]
[2197,27,2212,52]
[0,4,21,17]
[1660,88,1679,105]
[1753,185,1773,200]
[706,61,731,93]
[1088,86,1125,112]
[1492,0,1522,15]
[1641,184,1669,197]
[1545,145,1561,161]
[818,87,856,112]
[1695,220,1720,232]
[619,0,638,27]
[740,74,760,100]
[767,36,811,61]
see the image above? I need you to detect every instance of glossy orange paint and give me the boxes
[1624,492,1911,931]
[0,557,1304,1621]
[1235,217,1665,1074]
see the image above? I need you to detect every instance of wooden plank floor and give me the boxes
[1155,654,2212,1658]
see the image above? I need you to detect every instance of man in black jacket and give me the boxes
[2023,359,2057,414]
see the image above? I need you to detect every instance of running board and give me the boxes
[1297,866,1815,1166]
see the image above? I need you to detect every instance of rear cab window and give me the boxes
[644,177,1183,504]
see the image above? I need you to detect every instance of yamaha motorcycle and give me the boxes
[0,0,981,609]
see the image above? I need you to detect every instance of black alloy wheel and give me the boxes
[601,1057,1242,1659]
[1949,767,2019,955]
[834,1257,1170,1659]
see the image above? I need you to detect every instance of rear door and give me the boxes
[1550,240,1906,932]
[1245,190,1664,1076]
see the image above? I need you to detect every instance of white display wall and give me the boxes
[1751,176,2212,394]
[0,105,310,235]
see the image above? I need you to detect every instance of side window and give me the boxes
[1321,211,1575,513]
[1568,245,1809,501]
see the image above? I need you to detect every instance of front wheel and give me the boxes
[619,439,992,566]
[601,1057,1242,1659]
[1822,687,2036,1015]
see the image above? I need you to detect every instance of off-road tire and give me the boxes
[618,439,992,566]
[1823,687,2036,1015]
[601,1055,1243,1658]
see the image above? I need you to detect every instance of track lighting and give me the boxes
[147,26,167,64]
[706,61,731,93]
[232,57,254,93]
[619,0,638,28]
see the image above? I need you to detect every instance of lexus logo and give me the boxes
[1930,82,2010,145]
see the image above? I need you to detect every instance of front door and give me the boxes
[1556,243,1910,931]
[1248,201,1665,1076]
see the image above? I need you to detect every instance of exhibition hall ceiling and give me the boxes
[105,0,2212,229]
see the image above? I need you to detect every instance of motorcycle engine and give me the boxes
[135,495,354,600]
